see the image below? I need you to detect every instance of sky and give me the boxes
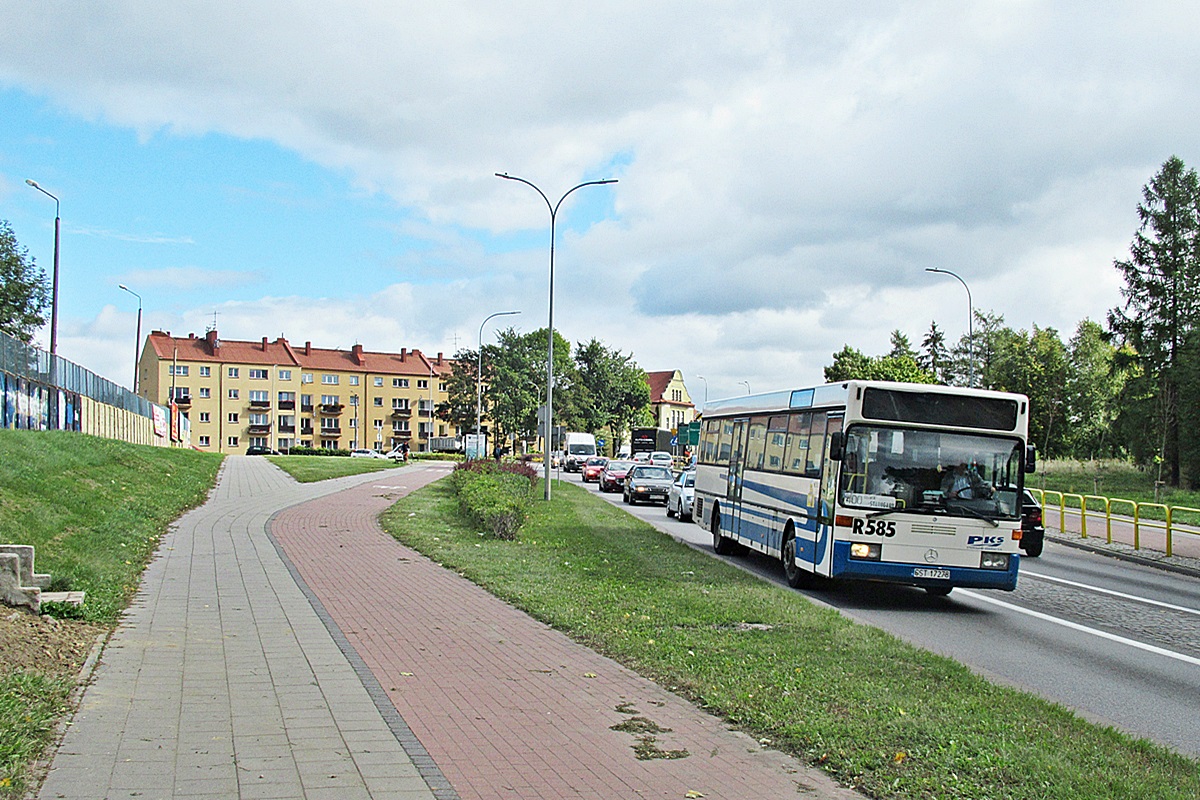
[2,2,1198,407]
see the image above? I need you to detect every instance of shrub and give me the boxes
[450,460,536,539]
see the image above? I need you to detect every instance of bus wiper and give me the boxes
[868,507,905,520]
[947,504,1000,527]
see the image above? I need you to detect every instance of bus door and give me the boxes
[814,414,844,576]
[724,419,749,540]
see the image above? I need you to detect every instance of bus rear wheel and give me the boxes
[712,508,736,555]
[781,533,808,588]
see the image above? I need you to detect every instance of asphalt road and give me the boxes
[563,469,1200,758]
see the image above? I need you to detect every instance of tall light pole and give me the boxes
[25,179,61,357]
[695,375,708,406]
[496,172,617,500]
[739,380,751,395]
[476,310,521,459]
[926,267,974,387]
[118,284,143,393]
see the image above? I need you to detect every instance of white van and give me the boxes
[561,432,598,472]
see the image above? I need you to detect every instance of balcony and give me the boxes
[418,408,434,418]
[249,399,271,409]
[248,423,272,435]
[320,404,344,415]
[278,424,296,433]
[174,395,192,407]
[300,404,314,413]
[319,425,341,435]
[278,400,296,410]
[390,408,412,418]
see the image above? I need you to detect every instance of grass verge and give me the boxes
[381,477,1199,800]
[267,454,401,483]
[0,429,222,799]
[1034,459,1200,526]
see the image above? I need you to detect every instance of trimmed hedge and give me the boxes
[450,460,538,539]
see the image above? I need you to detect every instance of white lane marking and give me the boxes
[1021,570,1200,617]
[958,589,1200,668]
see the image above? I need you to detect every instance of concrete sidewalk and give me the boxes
[38,456,856,799]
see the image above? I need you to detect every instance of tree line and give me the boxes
[438,328,654,454]
[826,156,1200,488]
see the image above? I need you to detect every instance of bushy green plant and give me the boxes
[450,460,536,539]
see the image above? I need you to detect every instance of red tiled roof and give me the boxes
[146,330,455,377]
[644,370,675,404]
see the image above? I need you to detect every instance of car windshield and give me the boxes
[681,472,694,487]
[633,466,672,481]
[586,457,607,466]
[838,425,1024,521]
[607,461,632,471]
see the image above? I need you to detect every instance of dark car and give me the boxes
[246,446,279,456]
[599,460,634,493]
[623,464,675,505]
[1021,489,1045,557]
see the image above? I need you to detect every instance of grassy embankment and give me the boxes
[381,474,1199,800]
[0,429,222,798]
[1033,458,1200,526]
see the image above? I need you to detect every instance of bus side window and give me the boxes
[784,412,811,475]
[806,412,827,478]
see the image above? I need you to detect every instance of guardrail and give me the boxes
[1029,488,1200,557]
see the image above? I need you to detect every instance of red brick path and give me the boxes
[270,464,857,800]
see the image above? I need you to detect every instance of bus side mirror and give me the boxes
[829,432,844,461]
[1025,445,1037,474]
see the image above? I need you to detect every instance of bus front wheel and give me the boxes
[781,533,808,589]
[712,508,736,555]
[925,585,953,597]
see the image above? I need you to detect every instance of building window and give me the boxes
[278,391,295,403]
[228,368,239,378]
[302,373,314,384]
[374,377,384,387]
[249,390,269,403]
[349,395,359,406]
[374,419,383,429]
[168,365,189,376]
[322,374,338,385]
[199,366,211,377]
[320,418,339,430]
[249,368,268,380]
[349,376,359,386]
[227,436,239,447]
[439,382,447,392]
[349,418,357,429]
[228,388,239,400]
[373,397,383,406]
[249,413,269,425]
[198,435,210,447]
[249,436,268,448]
[393,378,409,388]
[198,387,211,399]
[320,394,339,406]
[228,413,239,423]
[171,386,189,400]
[198,412,211,423]
[392,398,409,410]
[277,437,294,450]
[417,379,429,389]
[278,369,292,381]
[393,421,410,432]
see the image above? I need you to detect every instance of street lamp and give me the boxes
[25,179,61,356]
[476,310,521,458]
[739,380,751,395]
[496,172,617,500]
[926,267,974,386]
[118,284,142,393]
[695,375,708,406]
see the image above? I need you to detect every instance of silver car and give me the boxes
[667,470,695,520]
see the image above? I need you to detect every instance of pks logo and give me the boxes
[967,535,1005,548]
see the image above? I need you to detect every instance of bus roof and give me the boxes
[699,380,1028,420]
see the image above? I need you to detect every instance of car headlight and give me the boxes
[980,552,1010,570]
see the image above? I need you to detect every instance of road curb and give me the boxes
[1046,533,1200,579]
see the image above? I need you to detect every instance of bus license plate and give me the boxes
[913,568,950,580]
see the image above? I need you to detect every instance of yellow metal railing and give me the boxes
[1027,488,1199,556]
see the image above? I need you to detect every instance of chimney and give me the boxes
[399,348,406,362]
[352,344,366,365]
[305,341,312,356]
[188,332,195,339]
[262,337,269,351]
[436,352,444,366]
[206,329,220,352]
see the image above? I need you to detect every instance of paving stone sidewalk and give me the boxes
[39,456,856,799]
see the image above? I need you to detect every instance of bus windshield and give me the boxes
[838,425,1024,520]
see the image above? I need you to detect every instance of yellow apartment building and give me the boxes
[645,369,697,432]
[137,329,458,454]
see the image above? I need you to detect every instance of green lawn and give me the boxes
[266,453,401,482]
[381,477,1200,800]
[0,429,222,798]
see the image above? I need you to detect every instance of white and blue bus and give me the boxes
[693,380,1035,595]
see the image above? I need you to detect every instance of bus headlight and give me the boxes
[980,552,1010,570]
[850,543,881,561]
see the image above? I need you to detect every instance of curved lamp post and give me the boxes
[926,267,973,387]
[118,284,143,393]
[476,310,521,457]
[695,374,708,406]
[25,179,61,356]
[739,380,751,395]
[496,172,617,500]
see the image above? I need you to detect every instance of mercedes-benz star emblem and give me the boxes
[924,549,939,563]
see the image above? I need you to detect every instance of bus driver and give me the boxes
[942,462,992,500]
